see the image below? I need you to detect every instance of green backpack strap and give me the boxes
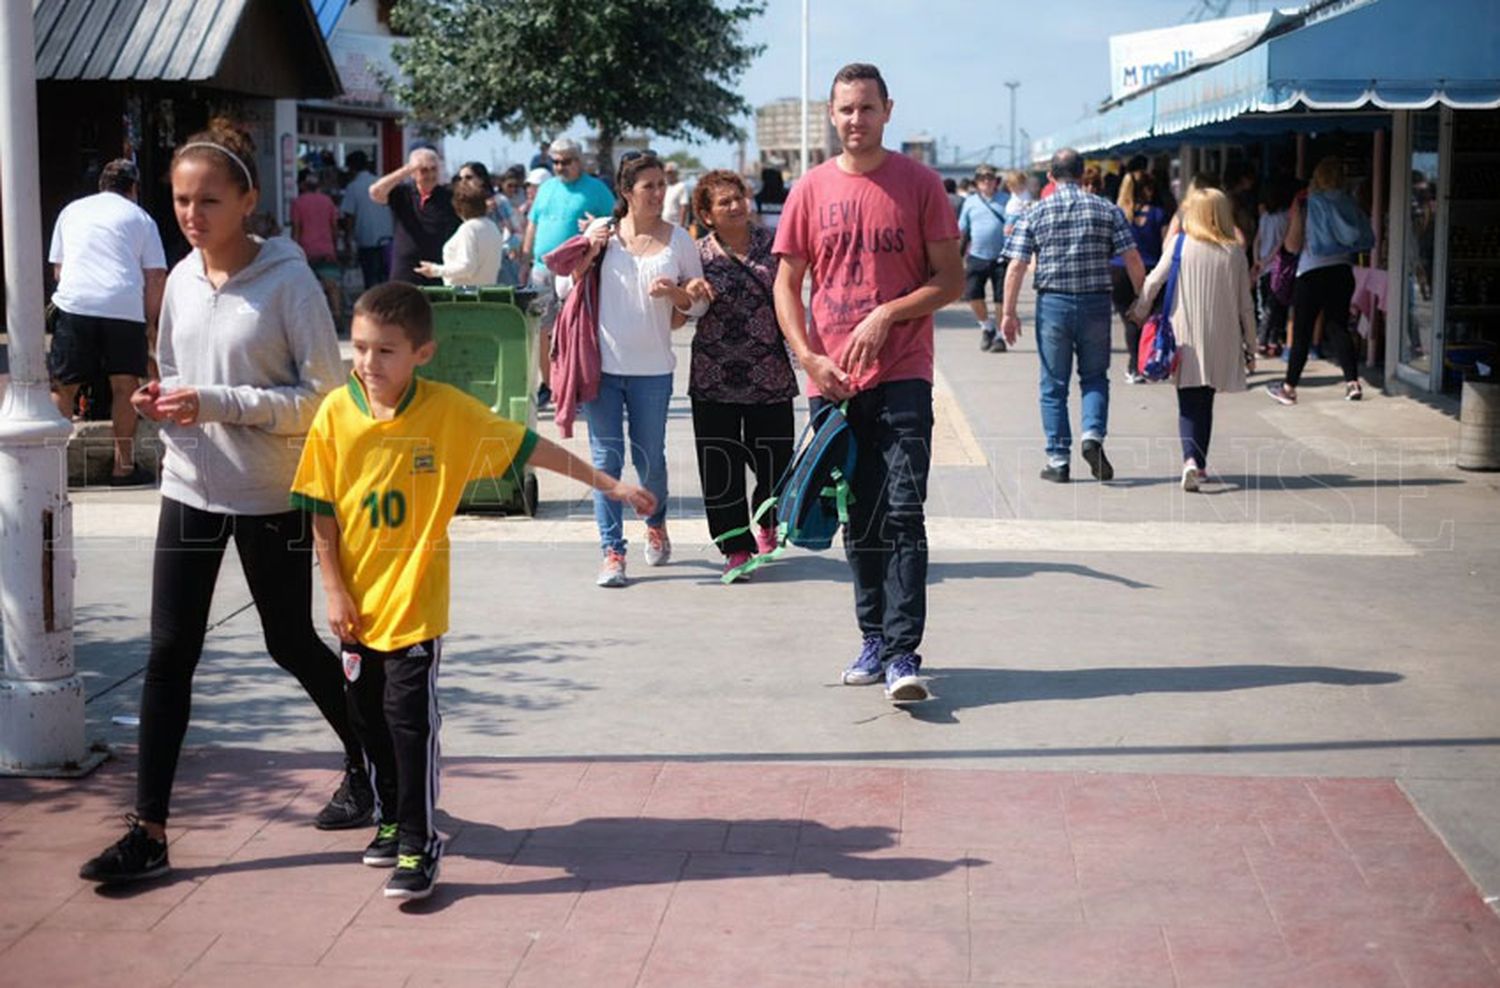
[719,519,788,584]
[710,496,779,548]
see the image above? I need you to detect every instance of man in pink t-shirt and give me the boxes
[773,62,962,705]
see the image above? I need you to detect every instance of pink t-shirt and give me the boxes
[773,153,959,395]
[290,192,339,261]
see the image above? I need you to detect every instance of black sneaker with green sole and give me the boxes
[79,816,170,884]
[363,823,400,867]
[384,848,441,900]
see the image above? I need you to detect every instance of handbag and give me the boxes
[1137,233,1185,382]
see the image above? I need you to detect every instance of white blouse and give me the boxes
[597,224,706,376]
[433,217,503,286]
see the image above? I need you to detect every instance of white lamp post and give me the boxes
[0,3,92,774]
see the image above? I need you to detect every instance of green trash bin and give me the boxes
[417,287,538,514]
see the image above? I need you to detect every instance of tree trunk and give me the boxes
[595,129,616,182]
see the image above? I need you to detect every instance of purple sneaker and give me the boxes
[842,634,884,685]
[885,654,929,703]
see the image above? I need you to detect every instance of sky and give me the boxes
[446,0,1244,172]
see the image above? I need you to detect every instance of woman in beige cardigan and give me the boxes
[1131,188,1257,492]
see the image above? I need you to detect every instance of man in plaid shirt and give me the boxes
[1001,149,1145,483]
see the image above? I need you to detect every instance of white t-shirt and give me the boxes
[663,181,691,226]
[597,224,704,376]
[49,191,167,322]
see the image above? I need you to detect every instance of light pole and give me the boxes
[1005,80,1021,169]
[799,0,809,178]
[0,2,92,774]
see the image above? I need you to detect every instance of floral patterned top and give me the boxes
[690,225,799,404]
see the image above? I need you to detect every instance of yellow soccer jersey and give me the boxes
[291,374,538,651]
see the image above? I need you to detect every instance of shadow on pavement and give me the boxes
[1104,472,1463,492]
[748,554,1153,589]
[907,664,1403,724]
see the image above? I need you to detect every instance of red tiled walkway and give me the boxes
[2,751,1498,987]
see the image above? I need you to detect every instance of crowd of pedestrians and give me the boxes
[48,59,1379,907]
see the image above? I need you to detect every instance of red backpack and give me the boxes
[1138,233,1184,382]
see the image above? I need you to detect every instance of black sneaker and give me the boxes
[79,816,170,884]
[1081,439,1114,481]
[363,822,400,867]
[384,848,441,900]
[315,763,374,830]
[107,465,155,489]
[536,384,553,408]
[1039,463,1070,483]
[986,335,1008,353]
[980,328,996,351]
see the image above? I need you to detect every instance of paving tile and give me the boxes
[660,874,877,931]
[846,927,969,983]
[155,886,367,939]
[969,922,1175,986]
[900,771,1068,846]
[510,929,654,987]
[1153,774,1325,826]
[176,961,409,987]
[638,926,850,987]
[565,879,675,933]
[725,822,800,856]
[1,928,218,986]
[873,879,971,929]
[1163,921,1291,986]
[197,929,338,967]
[1081,877,1276,927]
[349,872,586,931]
[510,845,687,883]
[321,924,533,973]
[0,894,67,941]
[793,842,974,883]
[523,816,727,852]
[39,876,204,932]
[683,851,795,878]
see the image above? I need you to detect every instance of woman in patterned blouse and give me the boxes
[690,170,800,581]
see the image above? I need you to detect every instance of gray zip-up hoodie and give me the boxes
[157,236,343,515]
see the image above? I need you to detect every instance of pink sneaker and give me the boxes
[644,525,671,566]
[723,550,753,582]
[754,524,778,556]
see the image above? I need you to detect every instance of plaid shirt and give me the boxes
[1004,182,1137,294]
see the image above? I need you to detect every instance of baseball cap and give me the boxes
[526,168,551,186]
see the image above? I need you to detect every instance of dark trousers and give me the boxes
[1110,265,1142,375]
[1286,264,1358,386]
[1176,386,1216,470]
[357,243,390,291]
[691,398,795,555]
[343,638,443,856]
[1257,273,1289,347]
[811,379,933,662]
[136,499,361,824]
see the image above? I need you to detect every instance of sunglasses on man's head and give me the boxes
[619,149,660,164]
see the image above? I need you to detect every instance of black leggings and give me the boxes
[135,498,361,824]
[691,398,795,556]
[1177,386,1216,470]
[1286,264,1358,387]
[1257,273,1289,347]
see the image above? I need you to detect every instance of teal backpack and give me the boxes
[718,402,856,583]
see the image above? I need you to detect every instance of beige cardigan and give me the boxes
[1132,233,1257,391]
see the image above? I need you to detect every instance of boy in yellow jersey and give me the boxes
[291,283,654,900]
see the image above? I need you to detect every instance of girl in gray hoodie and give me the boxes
[81,123,370,885]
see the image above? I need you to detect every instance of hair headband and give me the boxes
[179,142,255,189]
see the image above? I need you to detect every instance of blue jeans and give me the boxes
[1036,291,1112,465]
[581,372,672,552]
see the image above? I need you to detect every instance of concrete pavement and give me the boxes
[3,289,1499,985]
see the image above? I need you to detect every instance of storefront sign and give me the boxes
[1108,13,1272,101]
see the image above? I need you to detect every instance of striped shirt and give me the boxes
[1004,182,1137,294]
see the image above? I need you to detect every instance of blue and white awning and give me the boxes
[1036,0,1500,159]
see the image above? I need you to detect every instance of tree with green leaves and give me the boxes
[387,0,765,168]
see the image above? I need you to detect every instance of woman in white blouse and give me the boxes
[576,151,708,587]
[415,183,502,286]
[1130,188,1256,492]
